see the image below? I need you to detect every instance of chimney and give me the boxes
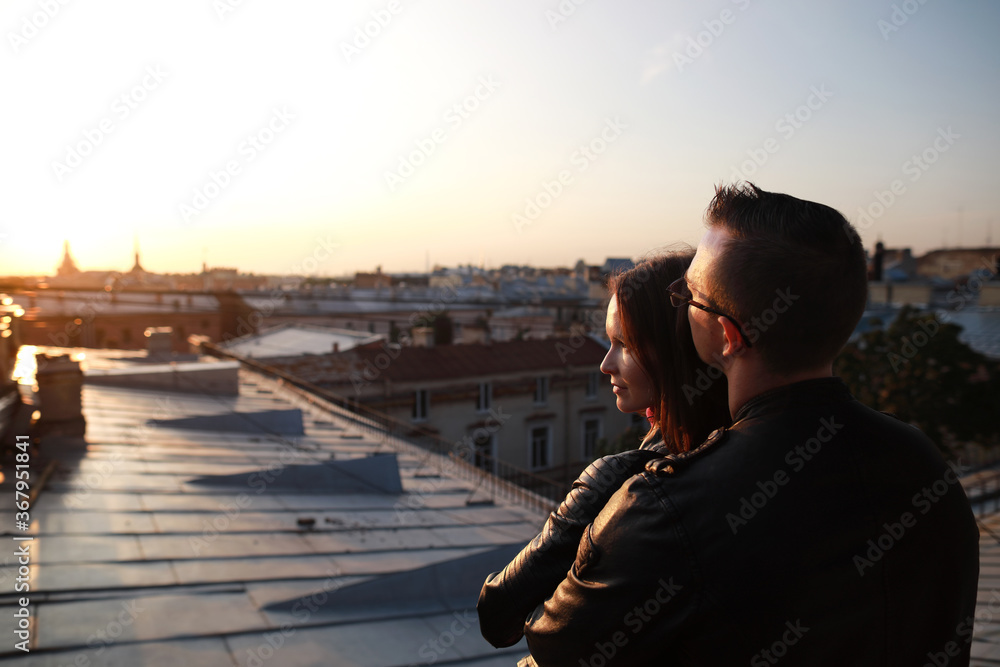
[463,325,491,345]
[34,354,86,437]
[872,241,884,282]
[145,327,174,358]
[411,327,435,348]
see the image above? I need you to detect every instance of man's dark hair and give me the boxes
[704,182,868,374]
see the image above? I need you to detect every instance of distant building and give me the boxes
[268,338,632,475]
[868,246,918,281]
[600,257,634,278]
[201,265,240,291]
[56,240,79,277]
[18,289,235,352]
[48,241,117,290]
[354,266,389,289]
[218,323,383,361]
[916,247,1000,281]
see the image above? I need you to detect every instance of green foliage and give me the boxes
[834,305,1000,458]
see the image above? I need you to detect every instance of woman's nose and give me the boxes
[599,350,614,375]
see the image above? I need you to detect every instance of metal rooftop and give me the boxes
[219,323,385,360]
[0,361,546,665]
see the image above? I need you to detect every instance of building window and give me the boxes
[413,389,429,421]
[585,371,600,399]
[476,382,492,413]
[534,376,549,405]
[582,418,602,459]
[530,425,550,470]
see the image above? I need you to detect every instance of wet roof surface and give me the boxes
[0,367,545,665]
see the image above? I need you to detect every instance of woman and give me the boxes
[477,250,730,649]
[601,251,729,453]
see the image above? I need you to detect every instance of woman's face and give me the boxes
[600,295,655,415]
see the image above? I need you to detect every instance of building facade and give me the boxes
[269,338,636,477]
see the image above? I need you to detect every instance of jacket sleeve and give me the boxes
[522,473,700,667]
[477,449,662,648]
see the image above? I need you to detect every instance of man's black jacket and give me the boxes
[504,378,979,666]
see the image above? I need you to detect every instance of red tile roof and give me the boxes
[271,338,607,384]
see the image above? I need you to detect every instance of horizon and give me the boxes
[3,1,998,277]
[8,237,1000,281]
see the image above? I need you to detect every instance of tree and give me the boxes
[834,306,1000,459]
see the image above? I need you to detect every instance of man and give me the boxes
[520,183,979,665]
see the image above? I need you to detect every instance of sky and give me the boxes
[2,0,998,277]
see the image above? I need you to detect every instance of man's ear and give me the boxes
[718,316,748,359]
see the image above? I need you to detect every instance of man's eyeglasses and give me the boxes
[667,277,753,348]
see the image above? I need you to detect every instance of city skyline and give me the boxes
[12,233,1000,280]
[3,0,998,276]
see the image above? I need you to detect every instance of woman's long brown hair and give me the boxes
[608,251,730,453]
